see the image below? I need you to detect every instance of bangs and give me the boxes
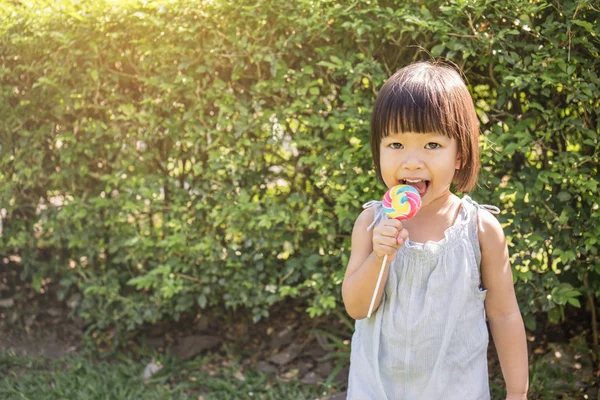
[371,70,462,141]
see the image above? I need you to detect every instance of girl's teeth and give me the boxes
[402,180,428,195]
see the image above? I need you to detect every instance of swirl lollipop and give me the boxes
[367,184,422,318]
[381,184,422,220]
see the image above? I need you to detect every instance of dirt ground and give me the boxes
[0,262,83,359]
[0,261,349,398]
[1,260,598,399]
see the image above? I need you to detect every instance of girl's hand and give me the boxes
[372,219,409,261]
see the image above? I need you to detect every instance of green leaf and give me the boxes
[567,298,581,308]
[572,20,593,32]
[557,191,572,202]
[431,44,445,57]
[523,314,537,331]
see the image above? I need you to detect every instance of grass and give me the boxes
[1,305,595,400]
[1,344,596,400]
[0,350,339,400]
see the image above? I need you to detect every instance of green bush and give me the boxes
[1,0,598,345]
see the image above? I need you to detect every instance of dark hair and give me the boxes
[370,61,480,192]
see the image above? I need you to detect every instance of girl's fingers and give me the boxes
[381,226,400,237]
[375,236,398,249]
[375,223,403,238]
[375,247,397,260]
[374,237,400,257]
[382,219,403,230]
[373,220,408,258]
[396,228,409,243]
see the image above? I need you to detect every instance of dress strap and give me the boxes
[476,204,500,215]
[362,200,386,231]
[459,196,502,289]
[362,200,379,209]
[463,197,501,240]
[463,196,500,215]
[469,199,501,233]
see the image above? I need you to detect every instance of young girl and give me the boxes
[342,62,529,399]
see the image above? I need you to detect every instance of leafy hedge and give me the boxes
[1,0,598,343]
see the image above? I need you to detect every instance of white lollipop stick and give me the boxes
[366,184,421,318]
[367,254,388,318]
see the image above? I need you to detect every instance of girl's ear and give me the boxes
[455,153,462,169]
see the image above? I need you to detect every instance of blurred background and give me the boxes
[1,0,598,398]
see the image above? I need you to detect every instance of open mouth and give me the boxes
[401,179,429,197]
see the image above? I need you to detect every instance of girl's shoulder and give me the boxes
[457,195,504,252]
[474,203,506,252]
[353,205,376,233]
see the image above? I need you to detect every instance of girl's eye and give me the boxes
[389,143,403,149]
[425,142,441,149]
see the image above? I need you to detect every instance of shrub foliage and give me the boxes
[1,0,598,345]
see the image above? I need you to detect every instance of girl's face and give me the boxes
[379,131,461,207]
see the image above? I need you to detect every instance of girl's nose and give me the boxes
[401,151,424,170]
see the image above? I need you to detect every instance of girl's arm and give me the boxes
[479,210,529,399]
[342,208,407,320]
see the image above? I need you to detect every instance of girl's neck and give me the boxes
[403,192,462,243]
[420,191,459,217]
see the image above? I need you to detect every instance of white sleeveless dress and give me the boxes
[347,196,498,400]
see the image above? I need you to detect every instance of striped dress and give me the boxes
[347,196,498,400]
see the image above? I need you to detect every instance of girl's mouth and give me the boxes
[401,179,429,197]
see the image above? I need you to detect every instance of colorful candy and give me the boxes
[382,184,422,220]
[367,184,422,318]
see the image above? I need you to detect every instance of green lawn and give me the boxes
[1,346,595,399]
[0,350,340,400]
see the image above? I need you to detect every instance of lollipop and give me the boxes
[367,184,422,318]
[381,184,422,221]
